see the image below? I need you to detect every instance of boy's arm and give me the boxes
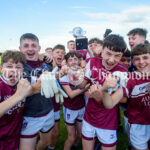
[62,84,90,99]
[102,87,124,109]
[101,74,124,109]
[30,79,41,95]
[77,79,88,89]
[0,79,32,118]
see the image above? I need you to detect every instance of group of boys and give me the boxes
[0,27,150,150]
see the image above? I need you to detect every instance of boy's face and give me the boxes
[67,55,79,67]
[102,47,123,70]
[89,42,99,51]
[89,42,103,57]
[19,39,41,61]
[128,34,145,50]
[120,56,131,69]
[52,49,65,66]
[68,42,76,51]
[1,59,24,86]
[46,49,52,56]
[132,53,150,74]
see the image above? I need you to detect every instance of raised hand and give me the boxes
[16,78,32,99]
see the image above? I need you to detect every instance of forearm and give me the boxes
[102,87,124,109]
[102,91,114,109]
[0,93,23,118]
[67,89,84,99]
[78,79,88,89]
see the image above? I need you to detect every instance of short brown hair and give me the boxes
[45,47,52,52]
[131,44,150,58]
[127,28,147,38]
[1,50,26,66]
[67,40,75,45]
[52,44,65,52]
[88,38,103,45]
[20,33,39,44]
[64,52,80,61]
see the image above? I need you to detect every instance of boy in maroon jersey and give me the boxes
[101,44,150,150]
[0,50,32,150]
[79,34,127,150]
[48,44,66,150]
[60,52,89,150]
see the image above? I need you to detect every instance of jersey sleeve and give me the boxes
[59,75,69,85]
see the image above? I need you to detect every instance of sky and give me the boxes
[0,0,150,53]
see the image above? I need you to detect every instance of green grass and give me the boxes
[55,109,129,150]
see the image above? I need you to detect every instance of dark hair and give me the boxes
[127,28,147,38]
[88,38,103,45]
[67,40,75,45]
[103,34,126,53]
[1,50,26,66]
[52,44,65,52]
[76,52,83,59]
[131,44,150,58]
[20,33,39,44]
[64,52,80,61]
[123,49,131,57]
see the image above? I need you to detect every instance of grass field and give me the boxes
[54,109,129,150]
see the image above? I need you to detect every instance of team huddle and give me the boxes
[0,28,150,150]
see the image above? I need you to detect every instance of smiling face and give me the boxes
[19,39,41,61]
[67,55,79,67]
[1,59,24,86]
[132,53,150,74]
[128,34,145,50]
[102,47,123,70]
[52,49,65,66]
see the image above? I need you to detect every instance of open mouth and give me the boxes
[57,57,62,63]
[8,75,17,84]
[130,44,134,49]
[27,52,35,58]
[106,62,114,67]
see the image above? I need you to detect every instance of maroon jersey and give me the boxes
[123,72,150,125]
[60,75,85,110]
[84,57,127,130]
[0,76,25,150]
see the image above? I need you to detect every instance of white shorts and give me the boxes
[54,110,61,121]
[82,120,117,147]
[129,124,150,150]
[21,110,55,138]
[63,106,85,125]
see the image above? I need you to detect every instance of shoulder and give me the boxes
[59,75,69,85]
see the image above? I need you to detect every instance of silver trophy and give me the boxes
[70,27,86,38]
[70,27,88,50]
